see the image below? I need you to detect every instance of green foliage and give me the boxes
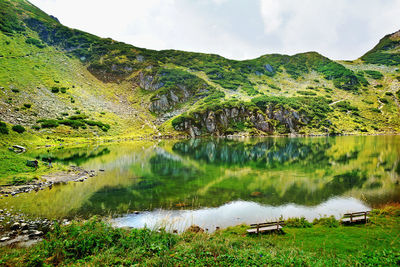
[370,108,381,113]
[39,119,59,128]
[37,116,110,131]
[356,71,369,86]
[361,35,400,65]
[2,212,400,266]
[51,87,59,93]
[11,125,26,133]
[23,103,31,108]
[316,61,359,91]
[297,90,317,96]
[334,101,359,113]
[58,119,85,129]
[313,216,339,227]
[364,70,384,79]
[267,83,281,91]
[85,120,111,132]
[11,176,30,185]
[0,1,25,35]
[25,218,177,265]
[396,90,400,99]
[379,97,389,104]
[203,90,225,104]
[251,95,332,119]
[285,217,313,228]
[241,85,260,96]
[68,114,88,120]
[11,88,20,93]
[0,121,8,134]
[25,37,45,49]
[172,114,192,129]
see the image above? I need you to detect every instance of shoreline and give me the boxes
[0,166,98,198]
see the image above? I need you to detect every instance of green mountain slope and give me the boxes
[0,0,399,142]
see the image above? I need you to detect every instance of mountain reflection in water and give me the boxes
[0,136,399,221]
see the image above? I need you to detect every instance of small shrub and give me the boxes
[365,70,384,80]
[285,217,312,228]
[60,87,67,93]
[371,204,400,217]
[297,90,317,96]
[11,177,28,185]
[32,125,40,130]
[85,120,111,132]
[12,124,26,133]
[0,121,9,134]
[23,103,31,108]
[379,97,389,104]
[25,37,45,48]
[40,120,59,128]
[51,87,59,93]
[68,114,88,120]
[58,119,85,129]
[11,88,19,93]
[313,216,339,227]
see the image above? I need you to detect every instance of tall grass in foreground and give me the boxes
[0,204,400,266]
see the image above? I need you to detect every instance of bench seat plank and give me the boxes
[341,216,369,222]
[247,225,282,233]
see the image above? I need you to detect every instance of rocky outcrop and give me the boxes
[139,71,164,91]
[150,85,209,113]
[173,105,308,137]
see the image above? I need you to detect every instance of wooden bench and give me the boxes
[341,211,370,224]
[247,221,284,234]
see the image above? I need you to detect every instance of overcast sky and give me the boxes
[29,0,400,60]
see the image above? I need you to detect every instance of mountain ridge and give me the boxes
[0,0,400,144]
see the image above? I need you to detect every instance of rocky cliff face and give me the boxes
[173,105,307,137]
[149,85,210,113]
[139,71,164,91]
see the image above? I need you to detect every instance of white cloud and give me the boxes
[29,0,400,60]
[260,0,284,34]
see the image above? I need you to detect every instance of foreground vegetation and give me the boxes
[1,204,399,266]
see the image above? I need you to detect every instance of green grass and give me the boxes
[1,206,399,266]
[0,148,63,185]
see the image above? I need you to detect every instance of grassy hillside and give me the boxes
[0,0,399,142]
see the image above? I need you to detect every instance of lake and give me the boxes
[1,135,399,232]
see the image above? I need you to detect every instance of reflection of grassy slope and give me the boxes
[77,136,400,213]
[0,141,159,218]
[1,136,399,218]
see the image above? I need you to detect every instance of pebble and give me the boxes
[0,237,10,242]
[28,230,44,239]
[10,222,20,230]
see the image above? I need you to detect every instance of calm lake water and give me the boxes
[1,136,399,231]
